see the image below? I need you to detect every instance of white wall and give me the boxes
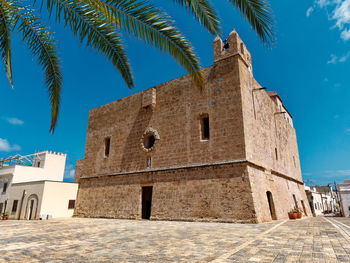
[311,192,323,216]
[0,175,13,212]
[7,181,45,219]
[11,151,66,184]
[305,186,324,216]
[339,183,350,217]
[40,181,78,218]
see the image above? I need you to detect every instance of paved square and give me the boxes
[0,217,349,262]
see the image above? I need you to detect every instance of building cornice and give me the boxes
[80,159,305,185]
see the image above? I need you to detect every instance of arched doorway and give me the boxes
[266,191,277,220]
[25,194,39,220]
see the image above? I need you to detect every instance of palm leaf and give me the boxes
[0,2,13,88]
[228,0,274,46]
[2,0,62,133]
[171,0,220,35]
[83,0,204,87]
[45,0,133,87]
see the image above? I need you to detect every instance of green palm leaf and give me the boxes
[228,0,274,46]
[171,0,220,35]
[0,2,13,88]
[2,0,62,132]
[83,0,204,87]
[45,0,134,87]
[1,0,274,132]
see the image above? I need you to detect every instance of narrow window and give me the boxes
[293,156,296,167]
[37,161,41,168]
[200,114,210,140]
[3,183,7,193]
[104,137,111,157]
[147,157,152,169]
[12,200,18,213]
[275,148,278,160]
[68,200,75,209]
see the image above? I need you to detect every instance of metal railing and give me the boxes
[0,153,42,168]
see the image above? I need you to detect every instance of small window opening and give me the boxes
[68,200,75,209]
[223,39,229,49]
[293,156,296,167]
[147,157,152,169]
[200,115,210,140]
[240,43,244,54]
[275,148,278,160]
[143,134,155,149]
[37,161,41,168]
[3,183,7,193]
[104,137,111,157]
[12,200,18,213]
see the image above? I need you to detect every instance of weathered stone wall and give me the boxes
[239,60,303,183]
[76,58,246,181]
[75,163,257,223]
[247,166,312,223]
[75,29,310,223]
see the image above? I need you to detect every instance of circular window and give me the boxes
[143,134,155,149]
[141,128,160,152]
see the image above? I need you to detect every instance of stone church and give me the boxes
[74,30,311,223]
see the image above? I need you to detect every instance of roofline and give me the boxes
[11,180,78,186]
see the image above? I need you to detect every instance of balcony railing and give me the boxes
[0,153,42,168]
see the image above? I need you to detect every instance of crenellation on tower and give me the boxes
[213,30,252,73]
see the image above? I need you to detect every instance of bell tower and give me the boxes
[213,29,253,73]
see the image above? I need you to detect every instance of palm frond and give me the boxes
[0,2,13,88]
[171,0,220,35]
[45,0,133,88]
[2,0,62,133]
[84,0,203,87]
[228,0,274,46]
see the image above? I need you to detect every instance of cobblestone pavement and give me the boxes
[0,216,350,262]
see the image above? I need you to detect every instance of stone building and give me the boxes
[74,30,311,223]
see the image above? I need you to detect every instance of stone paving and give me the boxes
[0,216,350,262]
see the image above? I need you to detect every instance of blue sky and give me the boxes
[0,0,350,185]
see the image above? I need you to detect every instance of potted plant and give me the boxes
[288,208,298,220]
[1,212,9,220]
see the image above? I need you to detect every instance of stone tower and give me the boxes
[74,29,311,223]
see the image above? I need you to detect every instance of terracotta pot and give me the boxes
[288,212,297,220]
[297,212,302,219]
[2,216,8,220]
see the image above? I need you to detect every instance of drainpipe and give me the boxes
[18,190,26,220]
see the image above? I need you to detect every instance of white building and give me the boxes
[339,180,350,217]
[305,186,324,216]
[305,185,338,216]
[0,151,78,220]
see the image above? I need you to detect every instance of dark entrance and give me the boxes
[29,199,34,220]
[266,191,277,220]
[142,186,153,219]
